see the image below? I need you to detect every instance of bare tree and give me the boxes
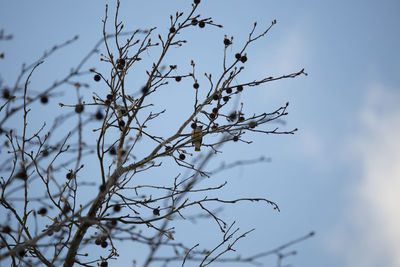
[0,1,312,266]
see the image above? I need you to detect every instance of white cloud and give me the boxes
[265,20,311,76]
[299,129,323,157]
[331,83,400,267]
[274,29,307,74]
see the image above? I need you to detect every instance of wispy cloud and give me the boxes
[330,83,400,267]
[267,20,311,76]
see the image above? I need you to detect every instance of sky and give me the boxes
[1,0,400,267]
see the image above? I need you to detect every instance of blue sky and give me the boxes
[1,0,400,266]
